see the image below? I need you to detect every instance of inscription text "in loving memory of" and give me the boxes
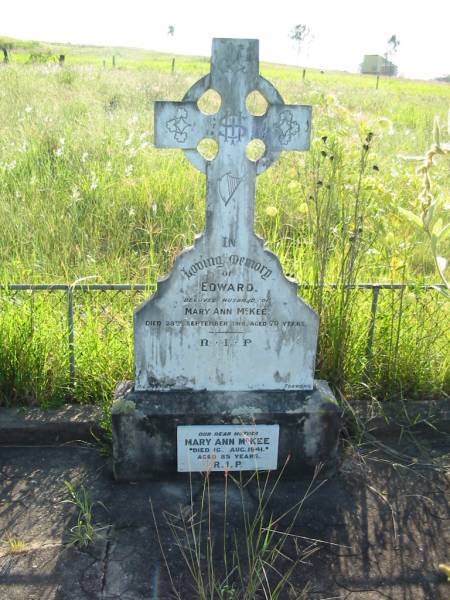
[181,254,272,281]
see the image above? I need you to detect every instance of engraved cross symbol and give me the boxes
[154,38,311,251]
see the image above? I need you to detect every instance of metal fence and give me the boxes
[0,282,446,390]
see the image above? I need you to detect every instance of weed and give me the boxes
[151,461,324,600]
[1,536,27,554]
[62,481,108,547]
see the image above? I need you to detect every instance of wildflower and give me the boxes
[55,137,65,157]
[24,105,33,113]
[71,186,81,201]
[81,152,89,163]
[390,256,404,273]
[6,160,17,171]
[125,164,133,177]
[128,207,136,217]
[378,117,395,135]
[128,115,138,126]
[265,206,278,217]
[90,173,98,190]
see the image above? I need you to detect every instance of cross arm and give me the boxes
[154,101,211,150]
[255,104,312,152]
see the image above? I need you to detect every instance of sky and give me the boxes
[1,0,449,80]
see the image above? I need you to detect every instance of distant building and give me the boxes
[361,55,398,76]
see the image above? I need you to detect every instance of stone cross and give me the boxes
[154,38,311,256]
[134,38,318,392]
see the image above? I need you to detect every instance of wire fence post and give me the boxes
[364,286,380,380]
[67,286,75,392]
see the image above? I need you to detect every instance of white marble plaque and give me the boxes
[177,424,279,472]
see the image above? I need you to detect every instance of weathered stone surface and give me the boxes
[134,38,318,392]
[112,380,341,480]
[0,405,103,444]
[112,37,340,480]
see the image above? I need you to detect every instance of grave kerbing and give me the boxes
[112,38,340,480]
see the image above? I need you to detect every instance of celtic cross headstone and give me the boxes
[112,39,340,480]
[135,38,318,392]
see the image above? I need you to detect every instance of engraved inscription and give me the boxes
[137,39,317,392]
[166,108,192,142]
[276,110,300,146]
[180,254,272,280]
[219,113,247,144]
[218,172,242,206]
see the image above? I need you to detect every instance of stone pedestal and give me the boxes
[112,380,341,481]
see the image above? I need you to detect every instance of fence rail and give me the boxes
[0,282,446,390]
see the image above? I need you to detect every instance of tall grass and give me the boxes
[151,464,322,599]
[0,54,448,407]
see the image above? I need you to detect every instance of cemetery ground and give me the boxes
[0,38,449,599]
[1,416,450,599]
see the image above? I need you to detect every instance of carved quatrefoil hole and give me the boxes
[197,89,221,115]
[197,137,219,160]
[246,138,266,162]
[245,90,268,116]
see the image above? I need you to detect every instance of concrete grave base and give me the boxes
[111,380,341,481]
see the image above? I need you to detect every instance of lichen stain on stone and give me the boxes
[111,399,136,415]
[215,369,226,385]
[230,405,263,416]
[302,392,325,457]
[273,370,290,383]
[145,372,196,391]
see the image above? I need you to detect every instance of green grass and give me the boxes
[0,37,448,408]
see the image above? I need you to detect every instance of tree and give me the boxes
[385,34,400,76]
[387,34,400,58]
[290,24,311,60]
[289,24,312,80]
